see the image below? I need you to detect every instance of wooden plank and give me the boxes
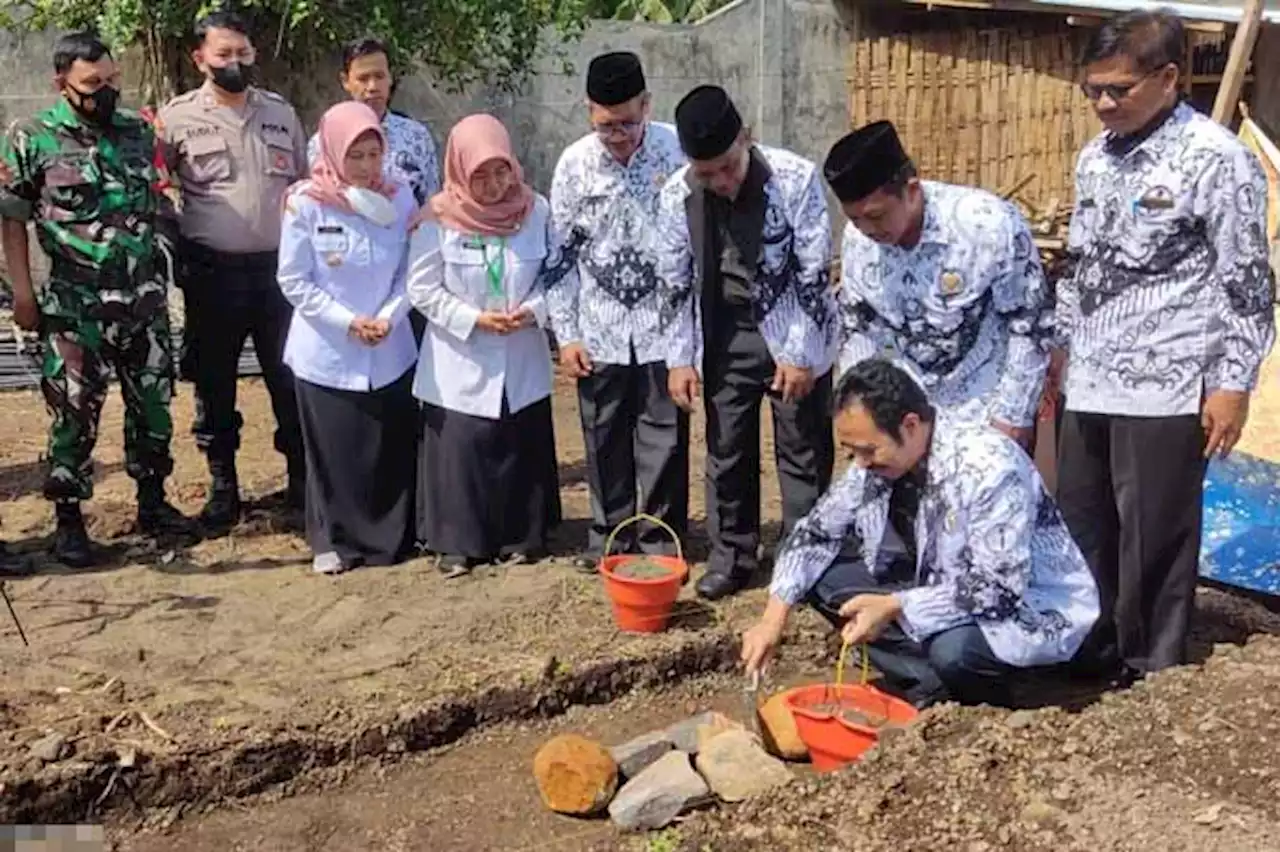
[1212,0,1265,124]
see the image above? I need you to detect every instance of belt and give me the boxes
[179,238,277,271]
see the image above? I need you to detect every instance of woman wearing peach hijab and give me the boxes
[408,114,566,578]
[277,101,420,575]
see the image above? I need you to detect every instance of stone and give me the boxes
[663,710,743,754]
[608,751,712,831]
[757,693,808,761]
[695,714,744,753]
[694,728,794,803]
[29,733,67,764]
[532,734,618,816]
[1020,797,1064,827]
[608,731,673,780]
[1005,710,1037,730]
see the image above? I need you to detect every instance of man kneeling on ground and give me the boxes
[741,359,1100,708]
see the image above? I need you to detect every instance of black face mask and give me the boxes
[65,84,120,125]
[210,62,252,94]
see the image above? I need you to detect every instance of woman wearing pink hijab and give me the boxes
[277,101,420,575]
[408,113,566,578]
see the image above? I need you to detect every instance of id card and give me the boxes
[313,224,349,254]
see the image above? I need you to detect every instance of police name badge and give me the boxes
[940,270,963,295]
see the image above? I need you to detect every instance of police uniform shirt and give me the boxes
[1062,100,1276,416]
[158,82,307,254]
[839,180,1053,428]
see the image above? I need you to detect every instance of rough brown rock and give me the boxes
[758,692,808,761]
[532,734,618,815]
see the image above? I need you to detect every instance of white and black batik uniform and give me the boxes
[308,110,440,206]
[771,415,1099,706]
[545,123,690,559]
[1056,101,1276,674]
[656,144,839,580]
[838,181,1053,428]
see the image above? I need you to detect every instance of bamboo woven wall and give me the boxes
[848,11,1103,205]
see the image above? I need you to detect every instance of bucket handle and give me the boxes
[834,636,871,688]
[603,513,685,566]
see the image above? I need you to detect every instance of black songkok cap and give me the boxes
[674,85,743,161]
[587,51,646,106]
[823,120,911,202]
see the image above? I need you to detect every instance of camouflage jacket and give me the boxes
[0,98,171,319]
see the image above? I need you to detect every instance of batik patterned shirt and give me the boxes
[655,144,837,374]
[770,416,1100,668]
[544,122,685,365]
[1061,101,1276,416]
[309,109,439,205]
[838,181,1053,428]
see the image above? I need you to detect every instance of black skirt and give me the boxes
[418,396,561,559]
[296,371,417,567]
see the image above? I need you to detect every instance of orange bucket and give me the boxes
[598,514,689,633]
[785,641,920,772]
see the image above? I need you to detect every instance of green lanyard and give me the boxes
[480,238,506,302]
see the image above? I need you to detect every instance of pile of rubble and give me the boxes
[532,695,810,832]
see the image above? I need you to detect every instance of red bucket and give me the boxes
[598,515,689,634]
[785,683,919,772]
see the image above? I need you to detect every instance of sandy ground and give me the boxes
[1,342,1279,846]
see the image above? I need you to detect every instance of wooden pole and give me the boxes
[1212,0,1265,125]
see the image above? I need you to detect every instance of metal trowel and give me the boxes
[742,668,762,736]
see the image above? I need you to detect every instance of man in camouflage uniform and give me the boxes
[0,31,189,567]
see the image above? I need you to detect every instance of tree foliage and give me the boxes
[0,0,593,104]
[595,0,733,23]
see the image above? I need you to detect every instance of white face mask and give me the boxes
[345,186,397,227]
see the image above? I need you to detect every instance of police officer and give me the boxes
[159,10,308,530]
[0,32,190,566]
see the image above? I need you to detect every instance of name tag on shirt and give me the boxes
[314,225,349,254]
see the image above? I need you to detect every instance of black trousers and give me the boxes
[1056,410,1205,673]
[703,320,834,579]
[807,550,1014,708]
[296,372,417,566]
[577,357,689,558]
[178,241,303,476]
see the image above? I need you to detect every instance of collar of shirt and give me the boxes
[1100,99,1191,163]
[198,81,262,113]
[48,96,136,137]
[592,122,655,172]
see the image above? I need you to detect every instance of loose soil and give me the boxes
[612,558,676,580]
[2,352,1280,845]
[806,701,889,729]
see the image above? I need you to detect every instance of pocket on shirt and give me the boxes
[44,156,101,219]
[313,223,371,269]
[264,143,298,179]
[183,135,233,184]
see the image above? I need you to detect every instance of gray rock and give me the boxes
[694,728,793,802]
[662,710,737,754]
[608,751,712,831]
[609,731,673,779]
[29,733,67,763]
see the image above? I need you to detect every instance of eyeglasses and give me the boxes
[592,119,642,138]
[1079,67,1163,102]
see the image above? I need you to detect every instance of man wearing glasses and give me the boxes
[1056,11,1275,682]
[544,52,690,573]
[159,10,310,531]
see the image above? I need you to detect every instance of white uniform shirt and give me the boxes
[308,110,440,206]
[1061,101,1276,416]
[408,195,562,419]
[545,122,686,366]
[838,181,1053,428]
[771,417,1100,669]
[277,185,418,392]
[655,144,838,375]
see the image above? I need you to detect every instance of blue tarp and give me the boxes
[1201,451,1280,597]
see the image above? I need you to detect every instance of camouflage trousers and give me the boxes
[39,299,176,502]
